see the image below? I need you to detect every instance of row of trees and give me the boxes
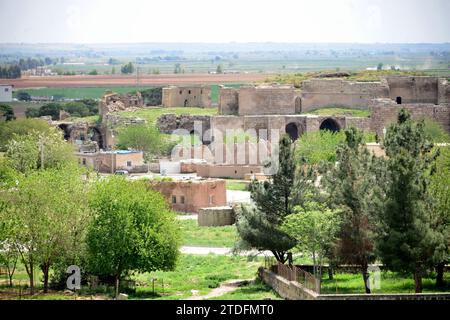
[0,120,180,296]
[0,65,21,79]
[236,110,450,293]
[25,100,98,120]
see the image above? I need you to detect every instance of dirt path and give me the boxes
[186,279,253,300]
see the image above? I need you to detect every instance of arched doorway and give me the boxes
[285,123,299,141]
[58,124,71,141]
[89,127,104,149]
[320,118,340,132]
[396,96,402,105]
[184,99,188,107]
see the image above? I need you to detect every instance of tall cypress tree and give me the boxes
[323,127,381,293]
[377,109,442,293]
[236,134,314,263]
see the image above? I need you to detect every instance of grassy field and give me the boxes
[131,254,264,300]
[209,279,281,300]
[225,179,249,191]
[179,219,238,248]
[320,272,450,294]
[307,107,371,118]
[118,107,218,125]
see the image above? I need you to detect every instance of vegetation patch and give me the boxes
[178,219,238,248]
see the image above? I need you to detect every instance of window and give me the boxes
[4,88,9,92]
[127,161,132,167]
[209,195,214,205]
[201,90,203,94]
[82,158,87,165]
[180,196,185,204]
[179,90,182,95]
[172,196,177,204]
[188,90,191,94]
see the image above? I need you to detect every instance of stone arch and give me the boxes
[295,97,302,114]
[58,124,71,141]
[285,122,299,141]
[89,127,104,149]
[319,118,340,132]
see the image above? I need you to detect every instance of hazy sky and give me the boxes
[1,0,449,43]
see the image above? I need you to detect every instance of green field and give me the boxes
[118,107,218,125]
[320,272,450,294]
[307,107,372,118]
[225,179,249,191]
[179,219,238,248]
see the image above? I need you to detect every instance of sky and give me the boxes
[0,0,449,44]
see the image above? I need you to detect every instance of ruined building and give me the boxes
[162,86,212,108]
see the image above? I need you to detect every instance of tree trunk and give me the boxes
[328,266,334,280]
[436,262,445,288]
[29,263,34,295]
[414,272,423,293]
[115,275,120,299]
[9,275,13,287]
[362,265,371,294]
[41,263,50,293]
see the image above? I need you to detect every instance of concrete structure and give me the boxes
[198,206,235,226]
[196,163,263,179]
[0,84,13,102]
[150,178,227,213]
[76,150,147,173]
[162,86,211,108]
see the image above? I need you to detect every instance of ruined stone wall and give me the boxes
[150,179,227,213]
[301,79,389,112]
[238,86,296,115]
[157,113,211,142]
[218,86,239,115]
[386,76,439,104]
[438,78,450,105]
[198,207,235,227]
[370,99,450,137]
[162,86,211,108]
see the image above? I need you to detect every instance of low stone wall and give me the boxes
[198,206,235,226]
[259,267,450,300]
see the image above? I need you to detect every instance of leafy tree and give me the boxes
[323,127,382,293]
[429,146,450,287]
[296,130,345,164]
[121,62,135,74]
[5,127,76,173]
[38,103,63,120]
[116,124,166,161]
[25,107,40,118]
[282,203,341,280]
[377,109,443,293]
[174,63,182,74]
[0,166,90,293]
[87,177,179,297]
[16,91,31,101]
[88,69,98,75]
[236,135,314,263]
[63,102,90,117]
[0,104,15,121]
[216,64,223,74]
[0,118,52,151]
[377,63,383,71]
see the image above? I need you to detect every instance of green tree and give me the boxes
[216,64,223,74]
[296,130,345,164]
[174,63,182,74]
[87,177,179,297]
[116,124,166,161]
[0,104,15,121]
[0,166,90,293]
[236,135,314,263]
[377,63,383,71]
[323,127,382,293]
[429,146,450,287]
[63,102,90,117]
[121,62,135,74]
[5,127,76,173]
[282,203,341,280]
[377,109,443,293]
[0,118,52,151]
[16,91,31,101]
[88,69,98,75]
[25,107,40,118]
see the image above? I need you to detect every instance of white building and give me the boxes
[0,85,13,102]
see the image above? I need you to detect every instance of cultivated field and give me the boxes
[0,74,267,89]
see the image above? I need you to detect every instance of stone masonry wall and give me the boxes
[162,86,211,108]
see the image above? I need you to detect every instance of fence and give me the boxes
[268,261,321,294]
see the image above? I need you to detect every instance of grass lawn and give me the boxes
[118,107,218,125]
[179,219,238,248]
[225,179,249,191]
[320,271,450,294]
[307,107,371,118]
[131,254,264,300]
